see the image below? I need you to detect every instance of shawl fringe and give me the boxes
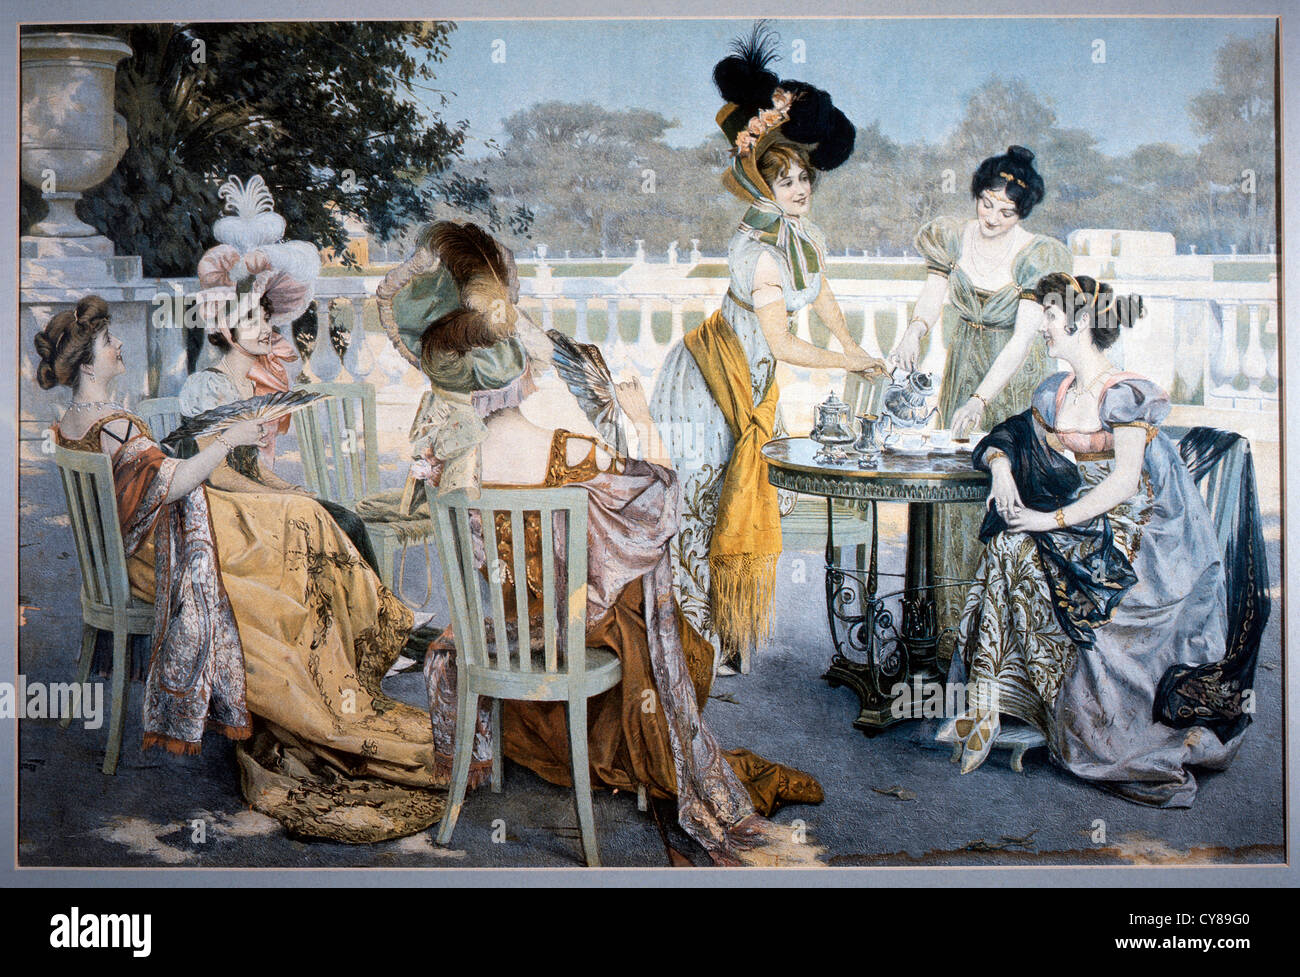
[710,551,780,652]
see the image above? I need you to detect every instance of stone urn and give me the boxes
[21,32,132,248]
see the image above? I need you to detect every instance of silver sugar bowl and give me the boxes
[810,391,856,462]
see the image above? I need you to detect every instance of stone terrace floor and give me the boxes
[14,438,1285,872]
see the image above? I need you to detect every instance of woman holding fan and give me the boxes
[39,296,441,842]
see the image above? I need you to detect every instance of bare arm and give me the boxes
[951,298,1044,436]
[1005,426,1147,532]
[887,272,948,371]
[614,377,670,467]
[1059,426,1146,525]
[752,253,873,371]
[165,420,267,502]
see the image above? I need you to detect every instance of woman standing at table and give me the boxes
[886,146,1072,642]
[650,23,885,675]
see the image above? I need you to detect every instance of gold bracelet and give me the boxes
[1055,508,1067,530]
[972,392,989,411]
[908,316,930,336]
[215,433,235,453]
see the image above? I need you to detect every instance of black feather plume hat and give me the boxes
[715,21,856,202]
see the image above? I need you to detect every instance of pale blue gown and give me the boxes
[650,223,823,666]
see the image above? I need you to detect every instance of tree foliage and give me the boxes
[20,22,529,276]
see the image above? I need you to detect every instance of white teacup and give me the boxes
[930,429,952,450]
[897,434,925,452]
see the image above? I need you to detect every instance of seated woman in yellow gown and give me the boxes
[37,295,441,842]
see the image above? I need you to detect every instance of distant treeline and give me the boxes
[423,32,1275,260]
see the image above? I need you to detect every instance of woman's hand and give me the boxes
[951,396,985,438]
[614,376,652,423]
[887,320,926,373]
[844,348,888,377]
[224,419,268,449]
[987,462,1023,520]
[1004,508,1060,533]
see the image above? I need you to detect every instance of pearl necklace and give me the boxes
[1069,367,1118,402]
[963,224,1019,284]
[67,400,124,412]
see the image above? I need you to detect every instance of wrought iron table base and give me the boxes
[820,498,963,731]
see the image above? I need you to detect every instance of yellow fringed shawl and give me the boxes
[684,310,783,653]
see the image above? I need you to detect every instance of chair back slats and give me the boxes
[564,506,588,678]
[54,445,132,612]
[479,510,512,670]
[432,504,475,668]
[136,396,183,442]
[434,488,589,678]
[539,499,560,672]
[291,382,381,505]
[80,470,114,606]
[510,509,532,673]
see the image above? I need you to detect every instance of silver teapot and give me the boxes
[881,369,938,431]
[810,391,856,462]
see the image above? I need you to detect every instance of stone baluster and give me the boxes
[635,296,657,369]
[342,296,374,382]
[540,296,554,332]
[670,300,685,347]
[860,300,883,359]
[573,297,589,343]
[919,301,947,377]
[605,298,620,349]
[1211,300,1241,401]
[1266,300,1279,388]
[313,299,343,382]
[1241,302,1267,396]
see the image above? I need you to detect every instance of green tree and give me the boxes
[21,22,527,276]
[1189,30,1277,253]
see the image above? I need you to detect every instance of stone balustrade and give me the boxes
[18,252,1281,456]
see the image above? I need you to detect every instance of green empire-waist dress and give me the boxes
[914,216,1073,653]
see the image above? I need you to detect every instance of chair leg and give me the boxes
[637,784,648,812]
[103,625,127,776]
[566,696,600,867]
[64,625,96,730]
[490,697,503,794]
[435,681,479,846]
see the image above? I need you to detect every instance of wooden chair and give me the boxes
[53,445,153,775]
[432,487,621,866]
[291,381,435,593]
[135,396,183,442]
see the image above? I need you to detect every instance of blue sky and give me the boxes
[416,17,1274,158]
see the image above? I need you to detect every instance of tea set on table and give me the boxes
[810,369,973,465]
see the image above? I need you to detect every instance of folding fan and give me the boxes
[161,388,327,450]
[546,329,628,456]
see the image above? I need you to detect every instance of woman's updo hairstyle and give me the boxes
[1034,272,1146,350]
[972,145,1046,217]
[34,295,111,390]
